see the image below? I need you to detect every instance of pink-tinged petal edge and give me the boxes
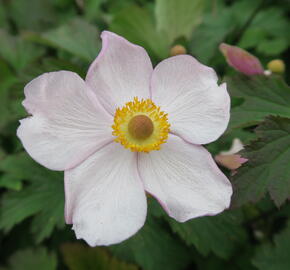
[64,142,147,246]
[138,134,233,222]
[219,43,264,75]
[85,31,153,115]
[150,55,230,145]
[17,71,113,171]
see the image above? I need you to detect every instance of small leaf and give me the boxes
[226,75,290,129]
[0,247,57,270]
[155,0,204,43]
[253,223,290,270]
[61,243,138,270]
[42,18,100,62]
[232,116,290,207]
[168,210,247,259]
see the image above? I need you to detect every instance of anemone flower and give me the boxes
[17,31,232,246]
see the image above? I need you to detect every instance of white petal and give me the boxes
[151,55,230,145]
[65,142,147,246]
[86,31,153,115]
[17,71,113,171]
[138,135,232,222]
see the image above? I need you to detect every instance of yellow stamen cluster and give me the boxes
[112,97,170,152]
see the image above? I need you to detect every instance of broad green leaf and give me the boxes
[61,243,138,270]
[0,4,7,28]
[155,0,204,43]
[7,0,57,31]
[0,30,44,72]
[241,7,290,56]
[253,223,290,270]
[257,39,289,56]
[83,0,105,21]
[110,5,169,60]
[42,18,100,62]
[0,175,23,191]
[226,75,290,129]
[0,247,57,270]
[190,8,235,64]
[111,216,191,270]
[0,73,21,131]
[232,116,290,207]
[168,210,247,259]
[0,153,65,242]
[238,28,267,49]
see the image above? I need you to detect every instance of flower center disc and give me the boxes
[128,115,154,140]
[112,97,170,152]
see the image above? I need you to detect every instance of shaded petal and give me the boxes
[65,142,147,246]
[151,55,230,145]
[17,71,113,171]
[138,134,232,222]
[219,43,264,75]
[86,31,153,115]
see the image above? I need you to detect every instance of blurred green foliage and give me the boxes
[0,0,290,269]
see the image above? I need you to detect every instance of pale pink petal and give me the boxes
[138,134,232,222]
[65,142,147,246]
[17,71,113,171]
[151,55,230,145]
[86,31,153,115]
[219,43,264,75]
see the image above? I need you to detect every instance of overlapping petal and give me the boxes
[151,55,230,145]
[17,71,113,171]
[65,142,147,246]
[138,134,232,222]
[86,31,153,115]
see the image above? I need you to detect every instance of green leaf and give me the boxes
[6,0,57,31]
[42,18,100,62]
[0,4,8,28]
[190,7,235,64]
[0,30,44,72]
[253,223,290,270]
[232,116,290,207]
[238,28,267,49]
[168,210,247,259]
[0,153,65,242]
[155,0,204,43]
[257,39,289,56]
[226,75,290,129]
[0,174,23,191]
[61,243,138,270]
[0,247,57,270]
[110,216,191,270]
[110,5,169,60]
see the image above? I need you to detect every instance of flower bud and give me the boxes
[170,45,187,56]
[267,59,285,74]
[219,43,264,75]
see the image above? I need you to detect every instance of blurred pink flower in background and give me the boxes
[17,31,232,246]
[219,43,264,75]
[215,138,248,172]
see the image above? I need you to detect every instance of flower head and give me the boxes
[17,31,232,246]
